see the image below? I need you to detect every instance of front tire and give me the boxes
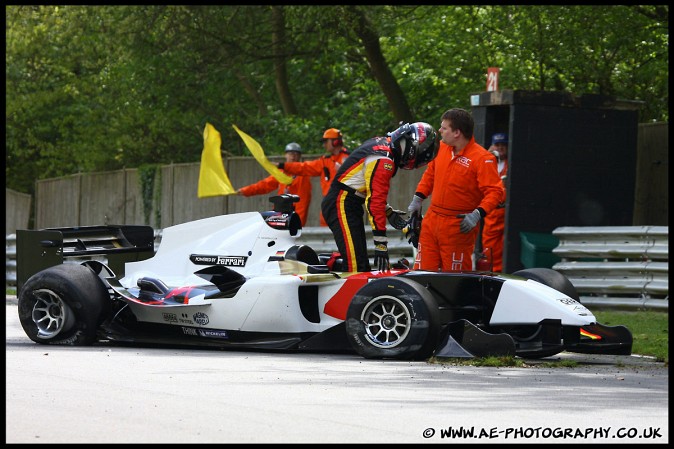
[345,277,440,360]
[507,268,581,359]
[512,267,580,301]
[18,264,110,345]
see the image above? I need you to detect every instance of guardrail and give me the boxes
[552,226,668,310]
[296,226,415,264]
[5,226,415,290]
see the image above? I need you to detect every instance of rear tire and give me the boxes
[345,277,440,360]
[18,264,110,345]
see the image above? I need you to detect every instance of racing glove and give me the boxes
[403,213,422,249]
[385,204,407,230]
[407,194,424,217]
[277,162,285,170]
[373,240,390,272]
[458,208,483,233]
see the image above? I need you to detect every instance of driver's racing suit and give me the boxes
[321,137,396,272]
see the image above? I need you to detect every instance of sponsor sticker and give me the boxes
[557,297,591,315]
[198,329,229,339]
[456,156,471,168]
[190,254,247,267]
[193,312,209,325]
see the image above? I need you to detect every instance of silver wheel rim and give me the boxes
[361,296,411,348]
[31,289,75,339]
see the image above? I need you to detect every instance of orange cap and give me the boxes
[322,128,342,139]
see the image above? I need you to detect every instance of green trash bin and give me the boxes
[519,232,561,269]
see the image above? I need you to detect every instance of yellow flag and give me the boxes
[232,124,293,185]
[198,123,236,198]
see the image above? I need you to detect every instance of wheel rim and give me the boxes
[30,289,75,339]
[361,296,411,348]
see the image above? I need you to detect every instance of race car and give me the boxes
[16,194,632,360]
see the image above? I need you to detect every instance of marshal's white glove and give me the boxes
[407,194,424,217]
[458,209,482,233]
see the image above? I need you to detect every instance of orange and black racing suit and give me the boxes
[321,137,396,272]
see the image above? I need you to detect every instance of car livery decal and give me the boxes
[580,327,602,340]
[556,297,592,316]
[323,270,405,320]
[198,329,228,339]
[193,312,209,325]
[181,327,229,340]
[190,254,247,267]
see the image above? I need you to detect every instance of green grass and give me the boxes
[594,309,668,363]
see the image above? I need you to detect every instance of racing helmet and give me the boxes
[387,122,439,170]
[284,142,302,153]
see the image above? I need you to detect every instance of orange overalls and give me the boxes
[238,172,312,226]
[282,150,350,226]
[414,138,504,271]
[482,159,508,272]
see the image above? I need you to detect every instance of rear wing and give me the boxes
[16,225,155,294]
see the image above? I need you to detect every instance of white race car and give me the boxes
[16,195,632,360]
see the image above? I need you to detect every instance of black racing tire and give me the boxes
[512,267,580,302]
[18,263,111,346]
[345,277,440,360]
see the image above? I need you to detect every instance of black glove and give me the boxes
[385,204,407,230]
[403,213,422,249]
[277,162,285,170]
[458,209,482,233]
[373,240,390,272]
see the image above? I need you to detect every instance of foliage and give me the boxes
[6,5,668,197]
[137,164,161,226]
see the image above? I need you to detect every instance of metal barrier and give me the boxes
[296,226,415,263]
[5,226,415,289]
[552,226,668,310]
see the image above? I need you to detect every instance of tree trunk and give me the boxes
[272,5,298,116]
[344,6,413,124]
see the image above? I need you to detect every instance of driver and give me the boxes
[321,122,439,272]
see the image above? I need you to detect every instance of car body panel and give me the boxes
[490,278,595,326]
[16,195,632,359]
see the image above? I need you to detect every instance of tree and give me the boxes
[6,5,668,197]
